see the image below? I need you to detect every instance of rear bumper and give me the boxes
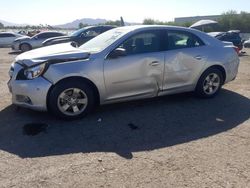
[224,57,240,84]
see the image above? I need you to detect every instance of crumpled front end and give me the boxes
[7,62,52,111]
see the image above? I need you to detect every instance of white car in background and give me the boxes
[0,32,23,47]
[243,38,250,48]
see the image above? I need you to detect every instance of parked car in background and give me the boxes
[12,31,65,52]
[43,25,116,47]
[208,30,243,50]
[243,38,250,48]
[0,32,23,47]
[8,26,239,119]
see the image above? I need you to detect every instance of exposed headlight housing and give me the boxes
[8,63,15,78]
[24,63,46,80]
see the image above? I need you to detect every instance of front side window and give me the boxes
[118,31,162,55]
[167,31,204,50]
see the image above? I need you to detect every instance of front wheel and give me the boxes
[48,81,96,119]
[195,68,223,98]
[20,43,31,52]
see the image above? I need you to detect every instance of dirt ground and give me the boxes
[0,48,249,188]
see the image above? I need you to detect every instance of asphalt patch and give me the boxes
[23,123,49,136]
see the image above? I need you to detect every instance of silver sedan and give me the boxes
[8,25,239,119]
[11,31,65,52]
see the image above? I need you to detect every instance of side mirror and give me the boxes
[108,48,127,59]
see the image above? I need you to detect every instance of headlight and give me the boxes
[8,63,15,78]
[24,63,46,80]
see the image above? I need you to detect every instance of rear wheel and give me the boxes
[48,80,96,119]
[20,43,31,52]
[195,68,223,98]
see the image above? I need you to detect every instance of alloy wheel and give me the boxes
[57,88,88,116]
[203,73,221,95]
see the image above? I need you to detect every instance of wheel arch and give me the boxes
[19,42,32,50]
[46,76,100,110]
[200,65,226,84]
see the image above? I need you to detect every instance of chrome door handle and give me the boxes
[195,55,202,60]
[149,61,160,66]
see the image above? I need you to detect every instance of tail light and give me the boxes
[233,46,240,55]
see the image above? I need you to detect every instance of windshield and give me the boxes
[79,27,132,53]
[70,28,87,37]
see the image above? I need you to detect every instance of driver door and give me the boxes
[104,30,165,102]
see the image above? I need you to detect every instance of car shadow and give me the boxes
[0,89,249,159]
[8,51,22,55]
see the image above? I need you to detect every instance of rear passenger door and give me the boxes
[163,30,208,90]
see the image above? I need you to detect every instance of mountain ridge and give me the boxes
[0,18,139,28]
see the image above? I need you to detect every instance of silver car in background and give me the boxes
[244,38,250,48]
[0,32,23,47]
[12,31,65,52]
[8,25,239,119]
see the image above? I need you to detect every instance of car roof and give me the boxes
[208,32,225,37]
[38,31,63,34]
[110,25,209,35]
[82,25,116,29]
[0,32,16,34]
[110,25,224,47]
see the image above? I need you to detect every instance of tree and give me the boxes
[218,10,250,32]
[143,10,250,33]
[143,18,184,26]
[104,20,121,26]
[0,22,4,29]
[143,18,156,25]
[79,23,88,29]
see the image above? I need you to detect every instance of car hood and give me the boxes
[16,43,90,67]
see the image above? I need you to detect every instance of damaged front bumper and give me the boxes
[7,63,52,111]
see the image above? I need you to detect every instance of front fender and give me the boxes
[43,59,106,103]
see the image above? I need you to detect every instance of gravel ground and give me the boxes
[0,48,249,188]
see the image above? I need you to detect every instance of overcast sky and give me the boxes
[1,0,250,24]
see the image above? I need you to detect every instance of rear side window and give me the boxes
[167,30,205,50]
[37,32,63,39]
[119,31,163,55]
[52,32,64,37]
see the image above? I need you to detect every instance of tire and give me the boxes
[195,68,223,98]
[48,80,96,119]
[20,43,31,52]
